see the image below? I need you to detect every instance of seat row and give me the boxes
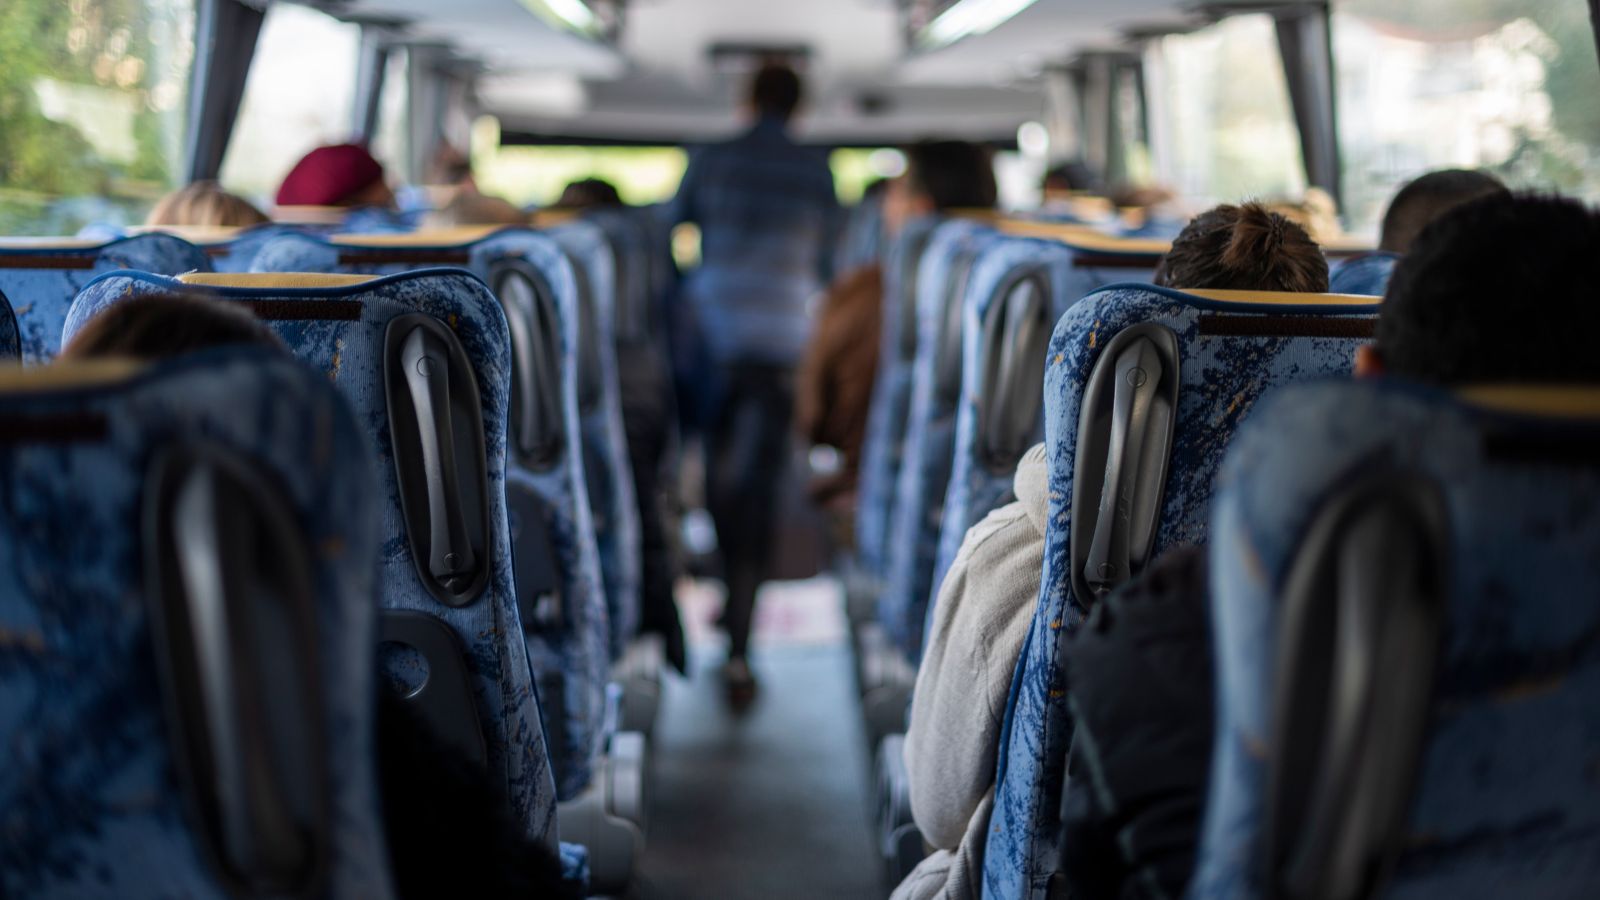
[849,213,1600,897]
[0,211,675,895]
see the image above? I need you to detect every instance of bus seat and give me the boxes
[854,217,940,592]
[984,285,1382,898]
[1191,380,1600,900]
[1328,251,1400,296]
[0,234,210,364]
[65,270,568,851]
[252,224,640,672]
[876,219,997,665]
[0,350,394,898]
[134,223,336,274]
[857,219,989,730]
[871,235,1156,883]
[544,220,663,735]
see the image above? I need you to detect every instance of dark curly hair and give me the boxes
[1377,192,1600,384]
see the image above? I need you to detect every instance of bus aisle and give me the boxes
[636,577,882,900]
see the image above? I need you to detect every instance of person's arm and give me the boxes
[903,503,1042,850]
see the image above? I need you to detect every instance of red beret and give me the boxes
[275,143,386,206]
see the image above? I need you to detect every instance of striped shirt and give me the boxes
[672,117,840,366]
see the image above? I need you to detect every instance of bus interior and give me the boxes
[3,1,1600,898]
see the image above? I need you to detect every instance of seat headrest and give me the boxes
[0,237,106,251]
[332,226,516,247]
[269,205,349,225]
[129,225,245,244]
[178,272,378,289]
[998,219,1171,256]
[0,358,144,392]
[1180,288,1381,307]
[1459,385,1600,418]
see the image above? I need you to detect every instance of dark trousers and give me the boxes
[705,364,795,660]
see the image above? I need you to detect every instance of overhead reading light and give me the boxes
[518,0,609,40]
[916,0,1042,51]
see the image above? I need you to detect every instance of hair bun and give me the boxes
[1222,203,1287,270]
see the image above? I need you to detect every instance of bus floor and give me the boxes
[632,576,885,900]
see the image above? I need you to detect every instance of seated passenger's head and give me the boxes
[1359,193,1600,384]
[275,143,394,209]
[553,178,623,211]
[1154,202,1329,293]
[884,141,998,235]
[422,191,528,229]
[1379,169,1509,254]
[748,62,804,124]
[1042,162,1096,198]
[146,181,269,228]
[62,293,284,361]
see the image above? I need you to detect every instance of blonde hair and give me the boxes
[146,181,270,228]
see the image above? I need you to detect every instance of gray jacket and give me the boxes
[893,444,1049,900]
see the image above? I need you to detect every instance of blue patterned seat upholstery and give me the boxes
[983,285,1382,899]
[0,350,394,898]
[1328,251,1399,296]
[878,219,1000,659]
[542,221,643,659]
[66,270,574,834]
[928,235,1163,638]
[856,217,941,581]
[1192,380,1600,900]
[251,230,623,792]
[0,291,17,359]
[0,234,210,364]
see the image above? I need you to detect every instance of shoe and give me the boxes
[724,657,759,710]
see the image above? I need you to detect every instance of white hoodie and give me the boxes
[894,443,1050,900]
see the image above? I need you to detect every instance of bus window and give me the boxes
[0,0,194,235]
[1334,0,1600,233]
[474,144,688,208]
[217,3,360,203]
[1148,14,1307,207]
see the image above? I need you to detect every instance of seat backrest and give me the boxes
[138,224,338,274]
[251,230,624,787]
[929,233,1164,636]
[0,234,210,364]
[1192,380,1600,900]
[66,270,573,837]
[540,221,643,660]
[1328,251,1400,296]
[878,219,1001,659]
[855,216,941,579]
[0,350,393,898]
[983,284,1382,899]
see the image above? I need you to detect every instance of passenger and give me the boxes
[892,201,1329,900]
[795,142,996,522]
[1060,192,1600,900]
[60,292,283,359]
[553,177,624,210]
[63,293,580,898]
[1154,202,1329,292]
[1377,168,1509,254]
[421,190,527,228]
[1041,160,1097,200]
[145,180,270,228]
[669,61,840,705]
[275,142,396,209]
[420,145,526,228]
